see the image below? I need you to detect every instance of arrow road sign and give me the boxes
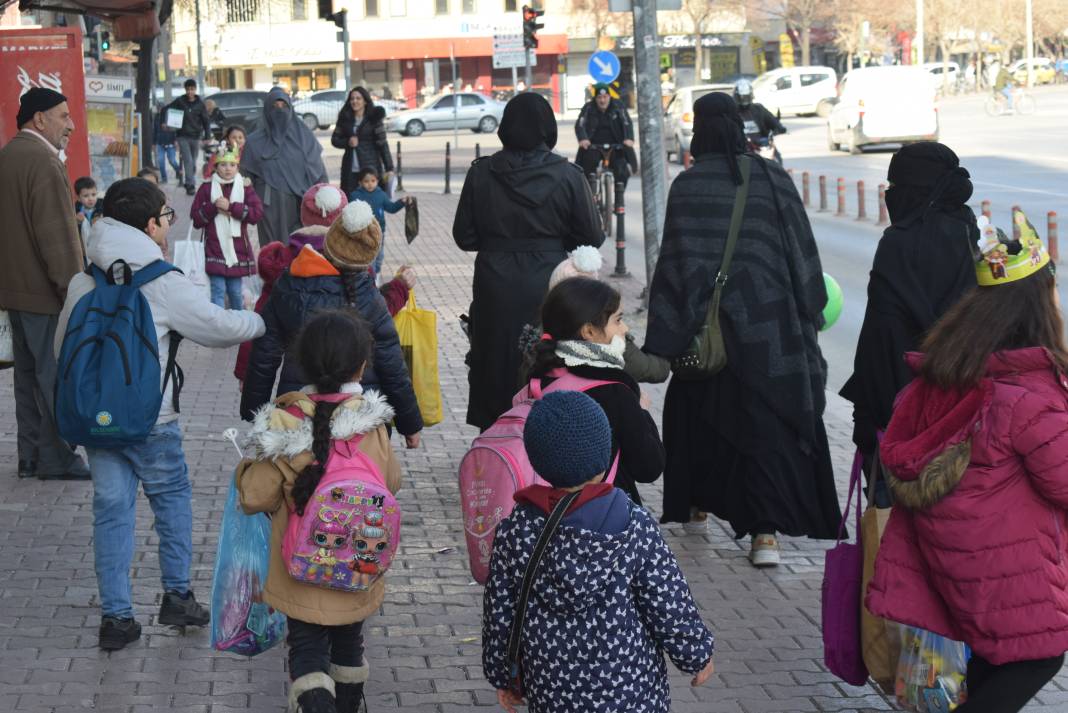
[588,50,621,84]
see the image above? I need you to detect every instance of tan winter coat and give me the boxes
[236,390,401,626]
[0,132,84,314]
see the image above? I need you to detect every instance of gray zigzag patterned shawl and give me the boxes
[644,154,829,446]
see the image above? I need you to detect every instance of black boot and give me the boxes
[98,616,141,651]
[330,663,369,713]
[158,590,210,626]
[289,672,336,713]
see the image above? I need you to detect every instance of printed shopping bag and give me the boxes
[210,474,286,656]
[393,290,442,426]
[172,224,209,296]
[0,310,13,369]
[861,446,900,694]
[822,449,869,686]
[895,626,970,712]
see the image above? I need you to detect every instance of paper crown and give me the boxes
[215,148,240,165]
[975,212,1051,287]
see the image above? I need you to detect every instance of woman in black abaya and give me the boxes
[644,93,841,567]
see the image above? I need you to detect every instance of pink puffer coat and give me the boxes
[866,347,1068,665]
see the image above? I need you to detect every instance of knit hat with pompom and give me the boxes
[300,183,348,228]
[548,245,604,290]
[524,390,612,488]
[325,200,382,269]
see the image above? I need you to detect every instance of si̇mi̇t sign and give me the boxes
[493,33,535,69]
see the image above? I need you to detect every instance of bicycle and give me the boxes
[588,143,625,238]
[984,86,1036,116]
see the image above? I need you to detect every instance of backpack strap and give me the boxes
[130,260,185,412]
[506,489,581,695]
[131,259,183,288]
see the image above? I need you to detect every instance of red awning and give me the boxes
[351,33,567,61]
[8,0,152,16]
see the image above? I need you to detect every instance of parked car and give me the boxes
[661,83,734,163]
[386,93,505,136]
[293,90,348,131]
[203,90,269,134]
[1009,57,1056,85]
[923,61,961,92]
[826,66,938,155]
[752,66,838,117]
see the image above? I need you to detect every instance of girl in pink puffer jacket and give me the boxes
[867,220,1068,712]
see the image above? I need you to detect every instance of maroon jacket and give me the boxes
[191,179,263,278]
[867,348,1068,665]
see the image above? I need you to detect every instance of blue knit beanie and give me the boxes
[524,391,612,488]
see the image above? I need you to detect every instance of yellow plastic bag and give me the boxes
[394,290,443,427]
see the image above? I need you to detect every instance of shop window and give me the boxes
[292,0,306,20]
[435,0,449,14]
[366,0,379,16]
[504,0,517,9]
[226,0,260,23]
[462,0,475,12]
[208,68,237,90]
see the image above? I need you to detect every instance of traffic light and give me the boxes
[329,8,347,28]
[100,31,110,52]
[522,5,543,50]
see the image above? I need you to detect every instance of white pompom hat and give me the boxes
[324,200,381,269]
[548,245,604,289]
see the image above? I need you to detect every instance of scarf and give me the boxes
[210,173,244,268]
[555,336,626,370]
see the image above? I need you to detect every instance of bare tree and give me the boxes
[567,0,632,47]
[749,0,828,66]
[680,0,717,81]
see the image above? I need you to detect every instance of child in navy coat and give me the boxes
[349,168,410,276]
[482,391,715,713]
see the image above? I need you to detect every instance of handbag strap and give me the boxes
[838,450,864,543]
[706,157,753,324]
[507,490,581,675]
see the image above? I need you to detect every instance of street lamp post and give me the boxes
[1025,0,1035,87]
[914,0,924,65]
[194,0,205,89]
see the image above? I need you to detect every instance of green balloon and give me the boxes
[822,273,843,331]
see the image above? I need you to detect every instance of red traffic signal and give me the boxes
[522,5,544,49]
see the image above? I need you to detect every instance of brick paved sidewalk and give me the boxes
[1,183,1065,713]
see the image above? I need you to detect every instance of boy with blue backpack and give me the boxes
[54,178,265,651]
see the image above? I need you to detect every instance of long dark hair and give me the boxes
[290,310,375,516]
[339,86,375,124]
[527,277,621,379]
[920,267,1068,389]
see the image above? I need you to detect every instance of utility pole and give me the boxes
[194,0,205,89]
[1025,0,1035,87]
[914,0,924,65]
[340,10,351,90]
[631,0,666,293]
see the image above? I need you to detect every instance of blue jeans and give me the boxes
[156,144,180,182]
[1001,85,1014,109]
[373,227,386,277]
[87,421,192,619]
[210,275,244,309]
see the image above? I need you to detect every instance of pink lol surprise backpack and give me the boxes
[458,368,619,584]
[281,431,400,592]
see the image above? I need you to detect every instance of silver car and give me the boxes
[662,84,734,164]
[292,90,349,131]
[387,93,505,137]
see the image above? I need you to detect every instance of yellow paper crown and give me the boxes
[975,213,1050,287]
[216,148,241,166]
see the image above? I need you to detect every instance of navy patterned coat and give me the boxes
[482,489,715,712]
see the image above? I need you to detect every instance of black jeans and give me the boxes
[577,148,629,188]
[957,653,1064,712]
[287,617,365,681]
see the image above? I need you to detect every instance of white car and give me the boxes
[827,66,939,154]
[661,84,734,163]
[752,66,838,117]
[923,61,960,92]
[292,90,349,131]
[386,93,506,136]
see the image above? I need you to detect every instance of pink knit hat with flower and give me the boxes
[300,183,348,228]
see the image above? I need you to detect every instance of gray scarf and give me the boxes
[555,337,625,370]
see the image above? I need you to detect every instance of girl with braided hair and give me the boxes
[238,309,402,713]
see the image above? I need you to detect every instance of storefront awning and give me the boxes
[351,33,567,61]
[6,0,152,15]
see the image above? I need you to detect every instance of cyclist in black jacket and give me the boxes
[575,84,636,187]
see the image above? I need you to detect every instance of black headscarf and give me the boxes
[884,142,973,224]
[241,87,326,196]
[688,92,746,184]
[497,92,557,151]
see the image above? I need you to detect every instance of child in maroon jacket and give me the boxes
[234,242,291,383]
[191,148,263,309]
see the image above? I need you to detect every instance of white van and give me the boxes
[827,66,939,154]
[752,66,838,117]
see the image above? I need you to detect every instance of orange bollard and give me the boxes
[981,200,991,219]
[856,180,868,221]
[836,177,846,217]
[877,184,889,226]
[1049,211,1059,263]
[1012,205,1022,240]
[818,175,828,212]
[802,172,811,207]
[682,150,692,169]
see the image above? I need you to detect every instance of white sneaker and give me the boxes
[682,510,709,535]
[749,534,781,567]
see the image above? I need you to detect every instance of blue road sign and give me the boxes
[588,51,621,84]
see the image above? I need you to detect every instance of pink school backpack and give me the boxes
[458,368,620,584]
[281,430,401,592]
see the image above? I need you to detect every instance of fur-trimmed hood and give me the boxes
[245,389,395,460]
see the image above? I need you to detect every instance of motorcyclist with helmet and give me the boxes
[576,83,638,187]
[734,79,786,162]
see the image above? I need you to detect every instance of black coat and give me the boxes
[453,148,604,430]
[574,99,634,144]
[239,268,423,436]
[166,95,212,140]
[739,104,786,140]
[537,366,664,506]
[331,106,394,195]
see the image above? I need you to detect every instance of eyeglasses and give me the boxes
[158,207,176,223]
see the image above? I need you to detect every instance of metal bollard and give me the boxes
[1012,204,1022,239]
[613,180,629,276]
[802,172,811,207]
[856,180,867,221]
[1050,211,1059,263]
[836,177,846,217]
[475,143,481,159]
[981,199,991,219]
[444,142,451,195]
[876,184,889,226]
[818,175,828,212]
[395,141,403,191]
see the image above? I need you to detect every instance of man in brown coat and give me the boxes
[0,88,90,480]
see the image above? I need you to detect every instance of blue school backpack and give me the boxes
[56,259,184,447]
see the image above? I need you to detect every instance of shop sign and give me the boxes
[618,34,731,50]
[85,75,133,100]
[208,23,342,66]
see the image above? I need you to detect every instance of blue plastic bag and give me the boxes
[210,475,287,656]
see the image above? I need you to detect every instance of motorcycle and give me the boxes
[748,134,783,165]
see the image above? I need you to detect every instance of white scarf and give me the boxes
[555,336,626,370]
[210,173,244,267]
